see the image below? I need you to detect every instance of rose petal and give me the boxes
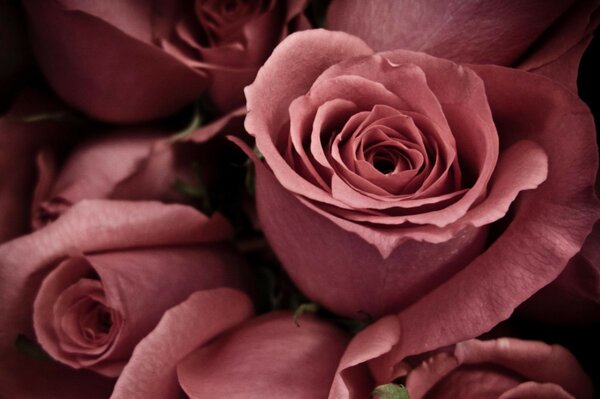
[326,0,575,65]
[177,312,348,398]
[110,288,253,399]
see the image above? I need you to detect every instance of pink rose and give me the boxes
[242,28,599,330]
[336,337,593,399]
[0,200,250,397]
[112,312,348,399]
[326,0,600,91]
[22,0,310,123]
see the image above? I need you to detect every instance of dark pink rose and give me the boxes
[22,0,310,123]
[112,311,348,399]
[242,28,599,330]
[0,200,251,396]
[0,89,77,244]
[326,0,600,91]
[334,336,593,399]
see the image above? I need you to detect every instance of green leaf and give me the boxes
[293,302,320,326]
[15,334,54,362]
[372,384,411,399]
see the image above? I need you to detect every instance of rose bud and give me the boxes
[0,200,251,395]
[112,312,348,399]
[327,0,600,91]
[0,88,78,244]
[31,131,182,229]
[334,336,593,399]
[22,0,310,123]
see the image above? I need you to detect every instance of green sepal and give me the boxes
[372,383,411,399]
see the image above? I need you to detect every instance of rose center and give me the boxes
[373,156,396,174]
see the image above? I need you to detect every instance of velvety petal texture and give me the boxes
[0,200,249,394]
[518,220,600,324]
[22,0,309,122]
[244,30,598,318]
[111,289,254,399]
[0,89,78,244]
[177,312,349,398]
[326,0,600,90]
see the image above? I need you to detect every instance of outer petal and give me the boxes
[253,158,487,318]
[326,0,574,65]
[111,289,253,399]
[518,0,600,91]
[22,0,207,123]
[177,312,348,398]
[517,220,600,324]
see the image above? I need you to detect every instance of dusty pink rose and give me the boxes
[22,0,310,123]
[0,200,250,397]
[337,337,593,399]
[327,0,600,91]
[0,89,78,244]
[242,29,599,325]
[112,311,348,399]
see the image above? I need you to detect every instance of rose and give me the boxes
[22,0,310,123]
[111,311,348,399]
[0,89,78,244]
[326,0,600,91]
[241,28,599,328]
[358,338,593,399]
[0,200,250,397]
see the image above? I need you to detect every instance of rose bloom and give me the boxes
[22,0,310,123]
[0,200,250,398]
[332,334,593,398]
[242,28,599,331]
[111,312,348,399]
[326,0,600,91]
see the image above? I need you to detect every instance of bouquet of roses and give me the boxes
[1,0,599,398]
